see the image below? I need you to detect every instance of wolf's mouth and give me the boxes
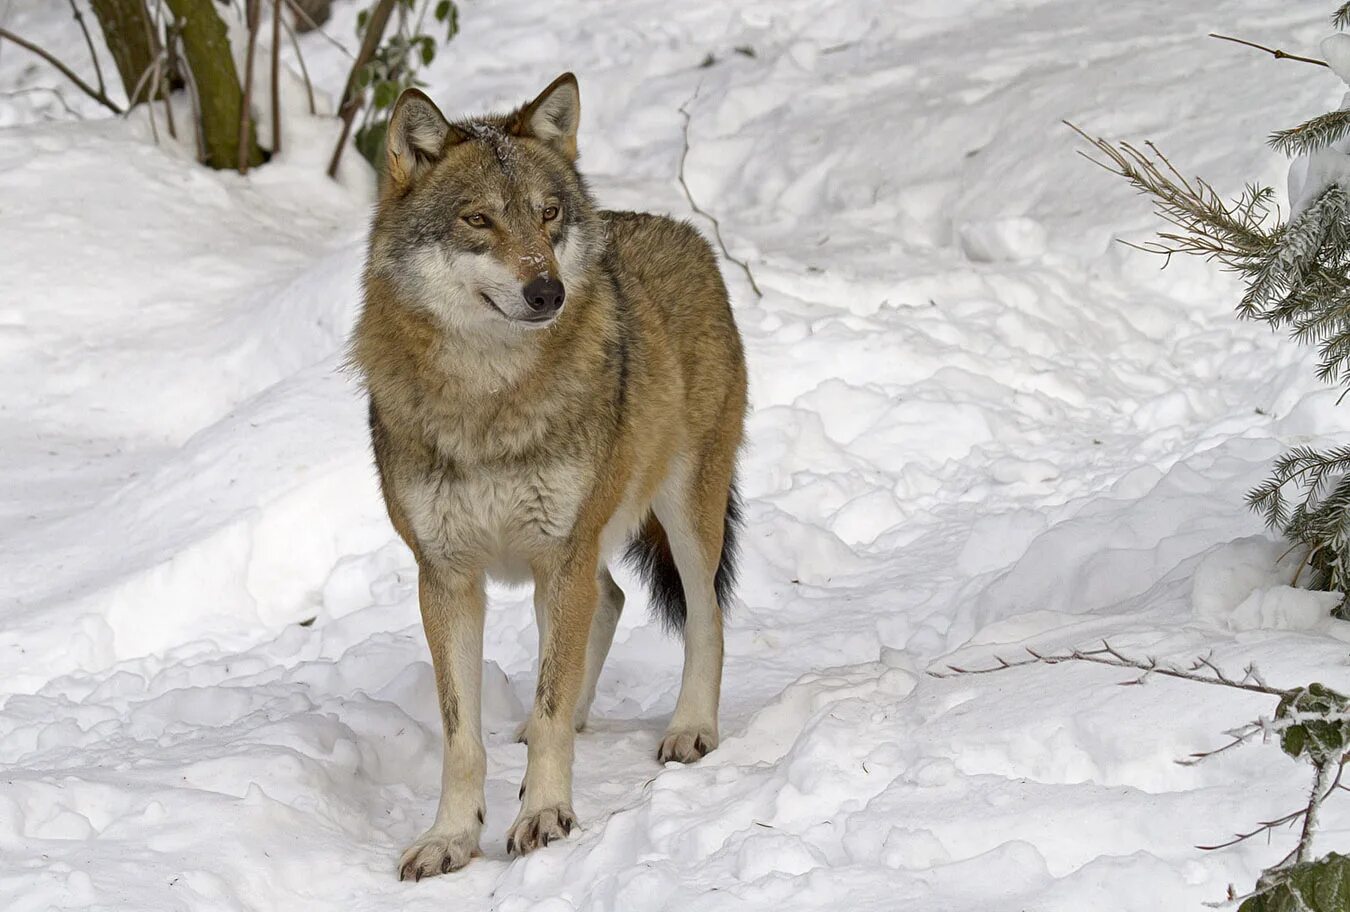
[480,292,510,319]
[480,292,556,327]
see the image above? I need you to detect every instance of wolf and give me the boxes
[351,73,748,880]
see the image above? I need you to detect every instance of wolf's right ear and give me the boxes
[514,73,581,160]
[386,89,462,189]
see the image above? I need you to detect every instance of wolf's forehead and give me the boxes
[445,139,557,207]
[464,121,518,169]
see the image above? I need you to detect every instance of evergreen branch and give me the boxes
[1208,33,1329,68]
[1066,123,1278,266]
[1271,110,1350,157]
[1336,2,1350,30]
[1247,445,1350,529]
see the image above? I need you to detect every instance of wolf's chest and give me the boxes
[402,458,591,571]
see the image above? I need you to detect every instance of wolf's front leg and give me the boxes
[507,548,598,854]
[399,562,487,881]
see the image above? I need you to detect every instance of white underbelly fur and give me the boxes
[402,459,651,582]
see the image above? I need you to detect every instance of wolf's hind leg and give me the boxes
[653,458,733,764]
[398,563,487,881]
[575,567,624,731]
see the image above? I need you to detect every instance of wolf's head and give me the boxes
[367,74,602,334]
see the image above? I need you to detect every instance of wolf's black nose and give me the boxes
[522,276,566,313]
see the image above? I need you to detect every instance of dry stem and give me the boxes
[0,27,124,114]
[677,89,763,299]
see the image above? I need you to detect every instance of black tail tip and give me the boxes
[623,481,743,635]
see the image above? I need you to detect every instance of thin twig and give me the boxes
[278,1,315,114]
[1176,719,1267,766]
[936,638,1350,884]
[1293,758,1339,864]
[933,641,1288,696]
[1209,33,1329,68]
[150,0,175,138]
[282,0,353,58]
[327,0,396,179]
[1197,806,1309,851]
[124,49,169,116]
[0,27,123,114]
[1253,756,1349,874]
[0,86,83,118]
[677,89,763,298]
[177,35,205,164]
[239,0,262,173]
[66,0,106,97]
[139,60,161,144]
[270,0,281,154]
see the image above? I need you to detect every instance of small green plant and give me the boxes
[352,0,458,169]
[1240,854,1350,911]
[932,645,1350,907]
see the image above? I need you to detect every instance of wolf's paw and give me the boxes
[505,804,576,855]
[397,827,480,881]
[657,726,717,764]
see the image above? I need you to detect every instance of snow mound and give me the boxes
[3,0,1350,909]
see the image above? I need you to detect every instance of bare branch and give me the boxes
[239,0,262,173]
[1292,758,1340,865]
[0,86,84,118]
[278,1,316,115]
[327,0,396,179]
[932,641,1287,696]
[67,0,108,97]
[124,50,168,110]
[154,0,176,140]
[1209,33,1329,68]
[1197,806,1308,851]
[1177,719,1268,766]
[282,0,353,59]
[678,89,763,299]
[176,32,206,163]
[271,0,282,154]
[0,27,123,114]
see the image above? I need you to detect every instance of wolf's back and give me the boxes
[603,211,747,633]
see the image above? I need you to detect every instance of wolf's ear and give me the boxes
[514,73,580,160]
[386,88,461,188]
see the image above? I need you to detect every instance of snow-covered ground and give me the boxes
[3,0,1350,909]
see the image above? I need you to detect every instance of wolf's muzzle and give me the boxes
[522,276,566,317]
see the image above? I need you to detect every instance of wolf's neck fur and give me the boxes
[356,271,618,465]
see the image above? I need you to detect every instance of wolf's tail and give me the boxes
[623,480,743,634]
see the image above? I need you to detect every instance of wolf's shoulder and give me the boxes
[598,210,719,279]
[600,211,717,263]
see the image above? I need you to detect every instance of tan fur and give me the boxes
[351,75,747,879]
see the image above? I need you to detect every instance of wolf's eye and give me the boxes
[464,213,491,228]
[542,206,560,222]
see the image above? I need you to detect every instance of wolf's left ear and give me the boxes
[387,88,462,189]
[514,73,580,160]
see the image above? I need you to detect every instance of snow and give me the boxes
[2,0,1350,909]
[1289,35,1350,216]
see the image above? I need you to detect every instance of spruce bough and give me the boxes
[1075,10,1350,619]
